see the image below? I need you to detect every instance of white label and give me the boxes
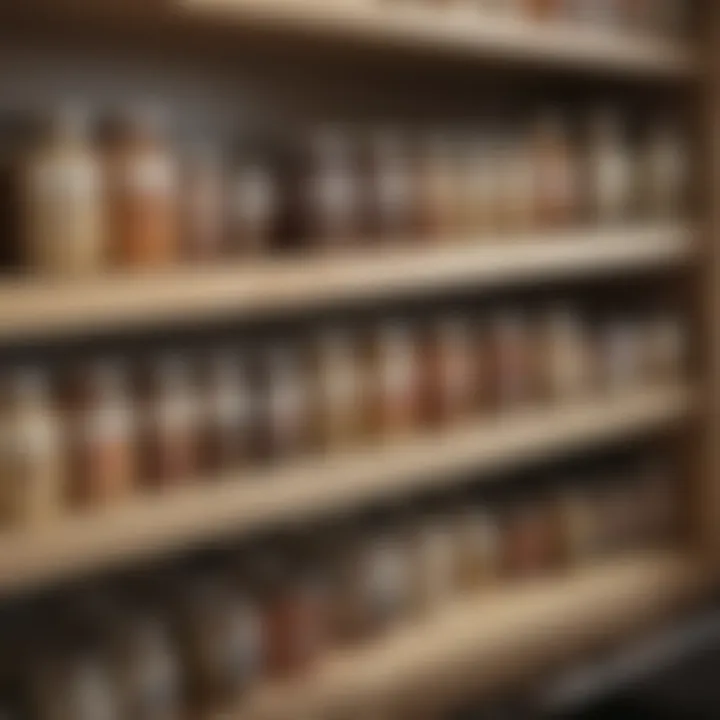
[366,541,407,618]
[69,663,119,720]
[232,169,275,227]
[311,169,356,228]
[596,149,629,221]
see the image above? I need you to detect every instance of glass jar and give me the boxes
[454,501,500,592]
[311,330,361,452]
[69,361,136,507]
[259,545,329,678]
[110,614,182,720]
[538,307,591,403]
[496,127,536,234]
[557,484,601,566]
[142,355,199,487]
[415,135,458,241]
[597,319,644,392]
[410,508,458,615]
[181,143,226,263]
[420,315,476,428]
[227,158,277,257]
[34,650,120,720]
[180,578,263,707]
[533,112,576,229]
[106,108,179,270]
[365,130,415,243]
[488,311,535,413]
[459,136,498,237]
[200,350,254,475]
[0,369,64,526]
[302,128,359,251]
[502,499,559,578]
[366,321,420,441]
[640,122,688,221]
[259,345,308,461]
[587,110,632,225]
[20,106,106,276]
[643,314,686,383]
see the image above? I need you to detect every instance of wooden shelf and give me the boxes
[0,225,695,342]
[230,552,707,719]
[0,384,691,596]
[181,0,698,79]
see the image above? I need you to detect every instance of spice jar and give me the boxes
[180,578,263,707]
[454,501,500,592]
[525,0,564,22]
[488,311,535,412]
[640,122,688,221]
[643,314,686,383]
[68,361,136,507]
[458,136,498,236]
[301,128,359,251]
[538,307,591,403]
[19,106,106,276]
[200,350,254,475]
[557,484,601,566]
[181,144,226,263]
[597,319,644,391]
[587,110,632,225]
[258,543,329,678]
[365,321,419,441]
[533,113,576,228]
[637,461,677,544]
[503,499,559,578]
[227,157,277,257]
[415,135,459,240]
[365,130,415,243]
[354,515,412,637]
[0,369,64,526]
[420,315,475,428]
[311,330,361,452]
[141,355,199,487]
[258,345,308,461]
[33,649,120,720]
[106,108,179,269]
[410,506,458,615]
[495,127,536,234]
[110,614,182,720]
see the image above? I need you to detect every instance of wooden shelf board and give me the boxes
[230,552,707,719]
[0,384,691,596]
[0,225,695,342]
[181,0,698,78]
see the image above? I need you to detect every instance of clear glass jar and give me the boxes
[20,106,106,277]
[201,350,254,474]
[110,614,182,720]
[454,502,500,592]
[259,345,308,461]
[181,143,227,263]
[180,578,263,707]
[106,108,179,270]
[69,361,136,507]
[587,110,632,225]
[227,158,277,257]
[0,369,64,527]
[538,306,591,402]
[489,310,535,412]
[366,321,420,441]
[142,355,199,487]
[311,330,361,452]
[302,128,360,251]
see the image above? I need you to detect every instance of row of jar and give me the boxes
[5,106,688,277]
[1,458,678,720]
[0,305,686,526]
[398,0,689,37]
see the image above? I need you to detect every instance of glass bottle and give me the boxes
[20,106,106,276]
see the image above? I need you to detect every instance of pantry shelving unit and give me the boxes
[0,1,716,718]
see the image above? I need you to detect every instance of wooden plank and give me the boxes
[0,384,691,596]
[0,225,695,342]
[229,552,707,719]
